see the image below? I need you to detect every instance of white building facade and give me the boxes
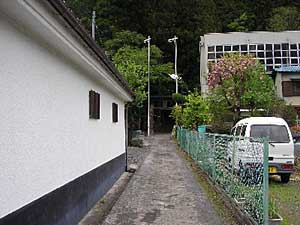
[200,31,300,94]
[0,1,133,225]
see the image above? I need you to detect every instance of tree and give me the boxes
[208,54,275,121]
[227,13,255,32]
[266,6,300,31]
[182,90,212,129]
[104,31,145,57]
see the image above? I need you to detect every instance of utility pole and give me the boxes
[168,36,178,93]
[92,11,96,40]
[144,36,151,136]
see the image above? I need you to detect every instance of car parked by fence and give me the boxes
[230,117,294,183]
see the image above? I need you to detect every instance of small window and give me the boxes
[112,103,118,123]
[282,43,289,50]
[282,81,300,96]
[258,44,264,50]
[224,45,231,51]
[216,52,223,58]
[233,45,239,51]
[257,52,264,58]
[249,45,256,51]
[274,51,281,57]
[274,44,281,50]
[290,44,297,49]
[208,46,215,52]
[241,45,247,51]
[275,58,281,64]
[291,51,297,57]
[208,53,215,59]
[282,58,288,64]
[266,52,273,58]
[89,90,100,119]
[266,44,273,51]
[216,45,223,52]
[266,58,273,64]
[282,51,288,57]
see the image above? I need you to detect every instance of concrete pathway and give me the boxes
[102,134,227,225]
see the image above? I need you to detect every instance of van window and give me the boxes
[230,127,236,136]
[250,125,290,143]
[235,126,242,136]
[241,125,247,136]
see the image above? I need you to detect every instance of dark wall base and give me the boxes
[0,153,125,225]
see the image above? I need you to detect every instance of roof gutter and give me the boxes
[47,0,134,98]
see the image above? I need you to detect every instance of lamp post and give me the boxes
[92,11,96,40]
[168,35,178,93]
[144,36,151,136]
[168,74,181,99]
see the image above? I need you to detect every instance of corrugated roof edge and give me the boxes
[203,30,300,36]
[274,66,300,73]
[47,0,134,98]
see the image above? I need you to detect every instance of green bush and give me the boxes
[170,91,212,129]
[172,93,185,104]
[170,105,184,126]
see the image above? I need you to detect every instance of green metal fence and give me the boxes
[176,127,269,225]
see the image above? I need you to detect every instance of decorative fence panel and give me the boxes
[176,127,269,225]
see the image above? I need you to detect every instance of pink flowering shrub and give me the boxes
[208,54,257,88]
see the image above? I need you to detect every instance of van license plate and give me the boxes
[269,167,277,173]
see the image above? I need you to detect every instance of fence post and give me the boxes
[263,138,269,225]
[232,135,237,174]
[179,127,182,147]
[212,134,216,182]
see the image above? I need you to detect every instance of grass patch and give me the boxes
[269,169,300,225]
[177,147,239,225]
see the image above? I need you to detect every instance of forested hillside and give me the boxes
[63,0,299,131]
[65,0,299,90]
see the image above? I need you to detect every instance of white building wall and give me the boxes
[200,31,300,94]
[0,10,126,218]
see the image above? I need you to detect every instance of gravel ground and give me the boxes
[127,136,151,167]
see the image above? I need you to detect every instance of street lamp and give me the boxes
[168,35,178,93]
[168,74,181,103]
[144,36,151,136]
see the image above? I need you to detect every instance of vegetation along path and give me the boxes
[102,134,229,225]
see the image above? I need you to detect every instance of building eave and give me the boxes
[47,0,134,100]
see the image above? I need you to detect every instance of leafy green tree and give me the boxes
[170,105,184,126]
[182,91,212,129]
[112,46,148,107]
[227,13,255,32]
[215,0,249,32]
[104,31,146,57]
[268,97,297,126]
[112,44,174,128]
[207,91,233,133]
[266,6,300,31]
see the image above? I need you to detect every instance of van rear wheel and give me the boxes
[281,174,290,183]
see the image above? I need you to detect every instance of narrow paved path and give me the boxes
[102,134,227,225]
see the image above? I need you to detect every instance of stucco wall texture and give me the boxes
[0,10,125,218]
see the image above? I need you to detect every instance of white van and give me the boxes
[230,117,294,183]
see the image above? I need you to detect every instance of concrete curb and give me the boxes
[77,172,134,225]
